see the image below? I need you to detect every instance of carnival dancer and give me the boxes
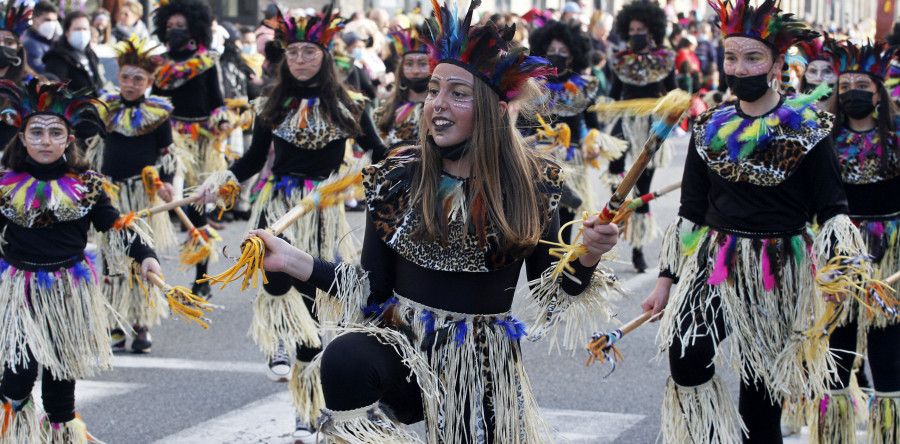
[0,79,161,443]
[91,36,179,354]
[527,19,601,241]
[607,0,676,272]
[200,6,388,441]
[372,25,429,147]
[810,38,900,444]
[151,0,230,299]
[640,0,868,442]
[248,2,623,441]
[796,37,836,111]
[0,2,36,149]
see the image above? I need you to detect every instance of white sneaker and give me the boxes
[265,340,291,382]
[292,417,318,444]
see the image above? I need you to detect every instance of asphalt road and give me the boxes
[66,134,801,443]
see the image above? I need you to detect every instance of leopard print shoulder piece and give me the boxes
[373,102,423,146]
[611,48,675,86]
[363,149,564,272]
[833,116,900,184]
[542,73,599,117]
[272,94,365,150]
[693,98,834,186]
[0,170,106,228]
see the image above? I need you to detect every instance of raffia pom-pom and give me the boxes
[197,234,268,291]
[179,227,213,267]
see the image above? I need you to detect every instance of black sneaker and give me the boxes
[292,416,317,444]
[632,248,647,273]
[110,329,126,353]
[131,325,152,353]
[266,340,291,383]
[192,282,211,300]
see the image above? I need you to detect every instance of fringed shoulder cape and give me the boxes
[306,147,624,443]
[656,92,867,401]
[0,159,157,381]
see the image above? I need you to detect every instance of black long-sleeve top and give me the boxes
[151,49,224,119]
[0,159,156,271]
[101,113,174,183]
[678,136,847,234]
[229,87,388,182]
[844,177,900,218]
[608,71,676,101]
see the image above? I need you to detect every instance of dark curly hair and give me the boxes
[152,0,213,48]
[614,0,667,47]
[528,20,591,72]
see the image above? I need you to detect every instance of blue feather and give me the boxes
[453,319,467,347]
[71,262,92,284]
[420,309,436,336]
[36,270,54,290]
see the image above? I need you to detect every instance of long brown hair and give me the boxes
[376,54,413,134]
[410,77,549,254]
[2,116,90,173]
[259,50,362,135]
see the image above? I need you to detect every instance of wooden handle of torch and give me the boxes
[655,181,682,197]
[148,195,201,216]
[882,270,900,286]
[146,271,166,288]
[269,200,316,236]
[619,311,655,336]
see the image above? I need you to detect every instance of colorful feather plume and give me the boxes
[266,3,344,49]
[708,0,818,54]
[0,3,31,38]
[825,37,895,80]
[113,36,162,73]
[795,37,829,63]
[420,0,555,101]
[387,25,426,55]
[0,79,103,130]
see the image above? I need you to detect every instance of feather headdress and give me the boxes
[0,79,104,130]
[708,0,818,54]
[795,37,829,62]
[266,4,344,50]
[421,0,555,101]
[113,36,162,73]
[0,3,31,38]
[388,26,426,55]
[825,38,895,80]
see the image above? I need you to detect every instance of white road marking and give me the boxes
[111,355,263,373]
[155,391,646,444]
[32,381,144,409]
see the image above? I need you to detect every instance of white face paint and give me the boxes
[424,65,477,147]
[20,115,70,164]
[118,65,152,101]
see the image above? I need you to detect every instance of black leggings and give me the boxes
[1,349,75,423]
[828,320,900,392]
[668,281,782,443]
[320,332,423,424]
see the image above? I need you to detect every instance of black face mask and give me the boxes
[545,54,570,73]
[166,28,191,49]
[428,136,469,161]
[0,46,21,69]
[726,73,770,102]
[406,77,429,93]
[630,34,648,51]
[839,90,876,120]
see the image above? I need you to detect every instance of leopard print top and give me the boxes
[833,117,900,185]
[694,100,834,186]
[611,48,675,87]
[363,148,563,272]
[261,95,366,151]
[0,171,107,228]
[372,102,423,146]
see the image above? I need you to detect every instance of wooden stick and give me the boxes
[268,188,358,235]
[145,195,200,216]
[172,207,208,246]
[146,271,166,288]
[655,180,682,197]
[618,310,657,336]
[523,133,543,144]
[883,270,900,286]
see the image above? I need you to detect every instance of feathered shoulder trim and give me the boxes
[0,170,109,228]
[99,94,173,137]
[693,84,834,186]
[153,50,219,91]
[612,48,675,86]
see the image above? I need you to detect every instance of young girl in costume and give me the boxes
[607,0,676,272]
[92,36,179,354]
[0,80,161,443]
[372,25,429,147]
[641,0,867,441]
[249,2,622,441]
[810,38,900,444]
[204,6,387,441]
[796,37,836,112]
[151,0,230,299]
[527,19,603,241]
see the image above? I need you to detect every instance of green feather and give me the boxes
[787,82,831,107]
[791,235,805,266]
[681,226,709,256]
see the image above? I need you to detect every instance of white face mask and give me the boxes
[68,29,91,50]
[37,20,60,40]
